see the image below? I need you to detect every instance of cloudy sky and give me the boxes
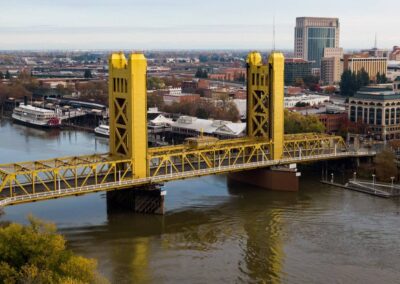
[0,0,398,50]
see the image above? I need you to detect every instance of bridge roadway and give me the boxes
[0,134,375,207]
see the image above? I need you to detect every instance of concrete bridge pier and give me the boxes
[228,165,300,191]
[106,185,165,215]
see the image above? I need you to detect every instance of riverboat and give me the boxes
[12,104,61,128]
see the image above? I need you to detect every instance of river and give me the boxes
[1,118,400,283]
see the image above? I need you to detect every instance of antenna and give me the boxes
[374,33,377,49]
[273,14,276,52]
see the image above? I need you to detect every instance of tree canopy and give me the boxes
[284,110,325,134]
[374,150,397,182]
[376,72,388,84]
[84,69,93,79]
[147,77,166,90]
[195,68,208,79]
[340,69,370,97]
[0,216,108,284]
[162,99,240,122]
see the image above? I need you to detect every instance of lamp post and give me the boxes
[372,174,376,192]
[391,176,395,195]
[353,172,357,182]
[331,173,334,183]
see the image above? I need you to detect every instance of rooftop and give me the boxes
[352,84,400,100]
[172,116,246,136]
[285,58,311,64]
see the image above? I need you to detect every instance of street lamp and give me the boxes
[391,176,395,194]
[331,173,334,183]
[372,174,376,190]
[353,172,357,182]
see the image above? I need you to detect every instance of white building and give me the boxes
[171,116,246,138]
[284,94,330,108]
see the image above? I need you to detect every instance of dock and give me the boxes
[321,179,400,198]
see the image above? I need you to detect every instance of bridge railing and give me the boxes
[0,154,134,199]
[0,150,374,207]
[0,133,374,206]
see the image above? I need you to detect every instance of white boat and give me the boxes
[94,124,109,137]
[12,104,61,128]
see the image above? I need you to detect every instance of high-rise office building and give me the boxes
[294,17,340,68]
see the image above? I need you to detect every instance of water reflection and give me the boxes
[57,180,302,283]
[2,118,400,283]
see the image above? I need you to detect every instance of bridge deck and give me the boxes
[0,150,373,207]
[0,133,375,207]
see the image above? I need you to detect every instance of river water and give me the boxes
[1,118,400,284]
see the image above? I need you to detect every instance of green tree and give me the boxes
[340,70,358,97]
[76,81,108,105]
[0,216,108,283]
[303,75,320,91]
[295,102,310,107]
[147,77,165,90]
[376,72,388,84]
[356,68,370,88]
[0,71,4,79]
[195,68,208,79]
[5,71,11,79]
[195,107,209,119]
[84,69,93,79]
[284,110,325,134]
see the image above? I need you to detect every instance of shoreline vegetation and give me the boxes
[0,214,109,284]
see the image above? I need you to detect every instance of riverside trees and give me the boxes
[0,216,108,284]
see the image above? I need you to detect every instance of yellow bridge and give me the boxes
[0,51,372,207]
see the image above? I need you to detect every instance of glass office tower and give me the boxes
[294,17,340,68]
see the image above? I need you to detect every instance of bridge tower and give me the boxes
[108,52,148,178]
[246,52,284,159]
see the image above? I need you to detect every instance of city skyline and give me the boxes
[0,0,399,50]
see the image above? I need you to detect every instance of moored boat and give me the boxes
[94,124,109,137]
[12,104,61,128]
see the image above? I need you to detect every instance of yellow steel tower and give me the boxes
[108,52,148,178]
[246,52,284,159]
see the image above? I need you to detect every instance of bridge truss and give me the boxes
[0,133,369,206]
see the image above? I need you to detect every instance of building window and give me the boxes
[350,106,356,122]
[377,109,382,125]
[357,106,363,122]
[391,108,396,125]
[397,108,400,124]
[364,108,368,124]
[385,109,390,125]
[369,108,375,125]
[307,27,336,67]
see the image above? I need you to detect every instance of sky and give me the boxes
[0,0,399,50]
